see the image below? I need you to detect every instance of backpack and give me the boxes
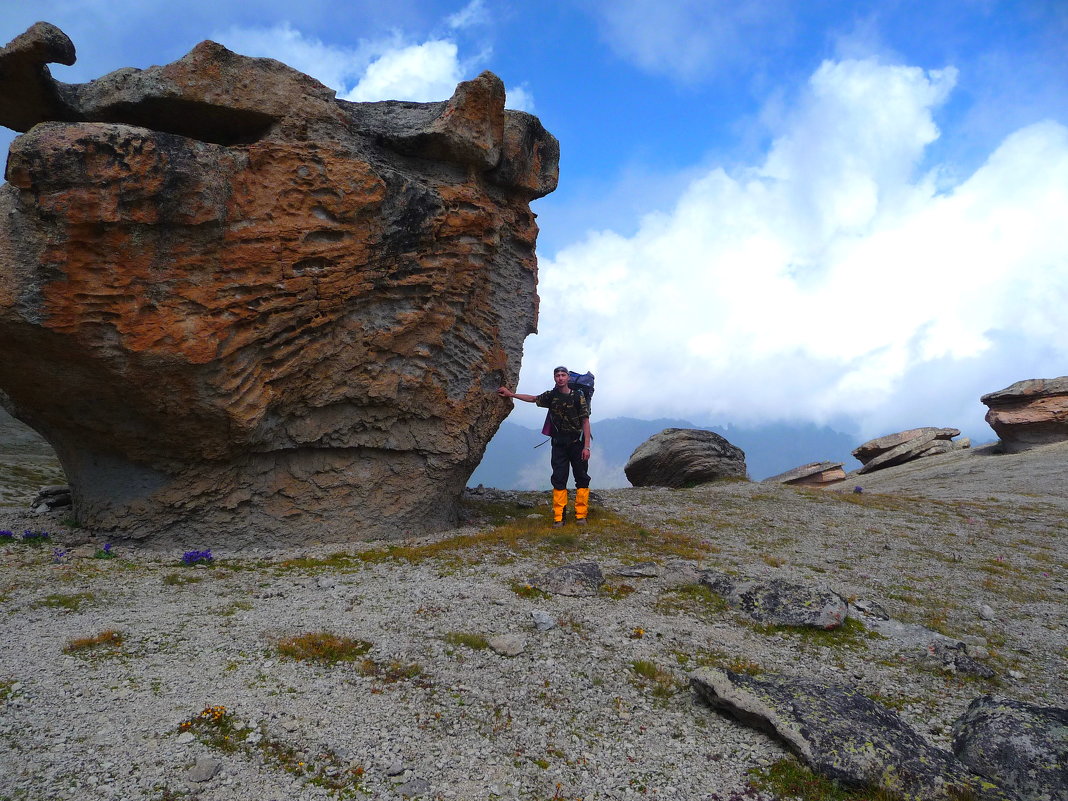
[540,371,595,437]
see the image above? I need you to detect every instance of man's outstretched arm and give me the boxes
[498,387,538,403]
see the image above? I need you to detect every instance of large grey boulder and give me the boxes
[699,571,847,629]
[981,377,1068,453]
[624,428,746,488]
[953,696,1068,801]
[853,427,967,474]
[691,668,1011,800]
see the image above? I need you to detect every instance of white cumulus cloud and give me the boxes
[523,58,1068,441]
[344,40,463,102]
[214,24,469,104]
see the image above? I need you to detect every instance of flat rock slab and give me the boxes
[534,562,604,596]
[613,561,661,578]
[953,696,1068,801]
[853,427,960,463]
[762,461,845,486]
[699,571,847,629]
[858,428,961,474]
[691,668,1010,801]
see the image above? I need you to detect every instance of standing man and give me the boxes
[498,367,592,527]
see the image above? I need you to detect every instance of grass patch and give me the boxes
[355,658,428,686]
[601,582,636,599]
[749,756,984,801]
[163,573,203,586]
[273,552,362,573]
[676,648,764,676]
[344,507,711,568]
[750,617,884,652]
[64,629,123,655]
[629,659,680,699]
[511,581,550,600]
[178,705,366,795]
[218,600,254,617]
[655,583,729,618]
[0,679,18,701]
[39,592,94,611]
[443,631,489,650]
[276,632,372,664]
[761,553,786,568]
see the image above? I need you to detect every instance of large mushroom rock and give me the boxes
[952,696,1068,801]
[691,668,1013,801]
[624,428,746,488]
[762,461,845,487]
[0,23,559,545]
[981,377,1068,454]
[852,427,969,474]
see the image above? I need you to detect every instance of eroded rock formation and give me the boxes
[0,23,559,544]
[981,377,1068,454]
[624,428,746,488]
[762,460,845,487]
[852,427,969,474]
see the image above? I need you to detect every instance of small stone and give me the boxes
[316,575,337,589]
[176,732,195,744]
[488,633,525,657]
[386,759,404,776]
[978,604,995,620]
[184,756,221,783]
[531,610,555,631]
[966,645,990,660]
[1008,670,1024,679]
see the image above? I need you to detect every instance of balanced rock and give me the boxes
[0,24,559,544]
[853,427,967,474]
[691,668,1010,800]
[762,461,845,486]
[981,377,1068,454]
[624,428,746,488]
[952,696,1068,801]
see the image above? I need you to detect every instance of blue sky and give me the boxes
[3,0,1067,447]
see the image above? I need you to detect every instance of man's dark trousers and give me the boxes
[550,434,590,490]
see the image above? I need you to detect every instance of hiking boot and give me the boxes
[575,518,588,526]
[552,520,564,528]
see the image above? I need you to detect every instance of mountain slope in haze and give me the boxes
[469,417,861,489]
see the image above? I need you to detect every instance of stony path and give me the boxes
[1,469,1065,800]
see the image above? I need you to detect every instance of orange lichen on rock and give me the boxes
[0,22,559,545]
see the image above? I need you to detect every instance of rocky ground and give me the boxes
[0,436,1065,801]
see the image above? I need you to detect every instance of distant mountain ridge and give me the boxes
[469,417,862,489]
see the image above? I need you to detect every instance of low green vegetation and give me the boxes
[749,617,884,652]
[675,648,764,676]
[39,592,94,611]
[443,631,489,650]
[629,659,680,699]
[178,705,366,796]
[276,632,372,664]
[654,583,729,618]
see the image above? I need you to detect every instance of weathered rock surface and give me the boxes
[691,668,1011,800]
[853,427,968,474]
[0,24,559,544]
[981,377,1068,454]
[699,571,847,629]
[762,461,845,486]
[534,561,604,597]
[953,696,1068,801]
[624,428,746,488]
